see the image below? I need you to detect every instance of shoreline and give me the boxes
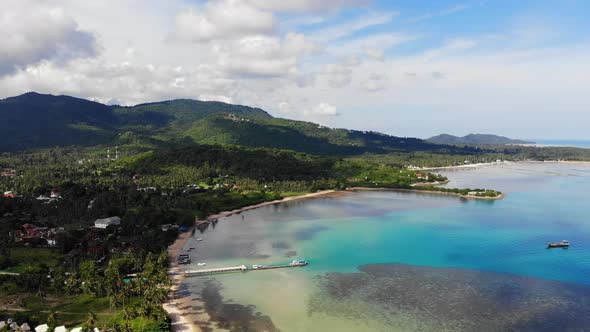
[347,187,505,201]
[417,160,590,172]
[417,161,508,171]
[164,227,200,332]
[164,189,341,331]
[196,190,341,225]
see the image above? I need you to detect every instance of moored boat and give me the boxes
[289,259,308,266]
[547,240,570,248]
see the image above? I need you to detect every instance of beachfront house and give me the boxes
[94,216,122,229]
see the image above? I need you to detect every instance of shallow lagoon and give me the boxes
[180,162,590,331]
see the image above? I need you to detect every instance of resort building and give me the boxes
[94,216,122,229]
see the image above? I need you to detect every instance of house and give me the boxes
[94,216,121,229]
[3,191,15,198]
[50,189,61,198]
[0,169,16,177]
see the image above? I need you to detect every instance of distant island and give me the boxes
[427,133,534,146]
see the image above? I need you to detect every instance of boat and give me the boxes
[178,258,191,265]
[177,254,190,262]
[197,262,207,266]
[252,264,267,269]
[547,240,570,248]
[289,259,308,267]
[196,238,203,241]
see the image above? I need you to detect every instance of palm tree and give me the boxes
[85,311,97,328]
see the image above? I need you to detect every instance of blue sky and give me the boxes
[1,0,589,139]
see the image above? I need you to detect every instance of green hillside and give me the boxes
[1,92,475,155]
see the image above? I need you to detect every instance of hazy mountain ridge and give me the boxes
[428,133,533,146]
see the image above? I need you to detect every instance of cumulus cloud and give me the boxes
[304,102,339,116]
[0,0,98,76]
[172,0,276,42]
[215,33,318,78]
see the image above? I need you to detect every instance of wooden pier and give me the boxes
[183,260,308,277]
[184,265,248,276]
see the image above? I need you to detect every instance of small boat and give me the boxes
[189,247,196,250]
[197,262,207,266]
[252,264,267,269]
[547,240,570,248]
[196,238,203,241]
[289,259,309,267]
[178,258,191,265]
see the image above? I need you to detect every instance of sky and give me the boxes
[1,0,589,139]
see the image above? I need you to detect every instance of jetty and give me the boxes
[185,265,248,276]
[184,259,308,277]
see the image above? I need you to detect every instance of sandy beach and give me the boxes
[164,189,341,331]
[198,190,341,223]
[418,161,508,171]
[347,187,505,201]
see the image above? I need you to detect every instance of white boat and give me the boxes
[197,262,207,266]
[289,259,308,266]
[196,238,204,241]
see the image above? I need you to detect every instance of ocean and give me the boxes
[531,139,590,149]
[178,162,590,331]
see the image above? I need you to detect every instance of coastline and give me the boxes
[347,187,505,201]
[416,161,507,171]
[165,227,200,332]
[164,189,342,331]
[196,190,342,224]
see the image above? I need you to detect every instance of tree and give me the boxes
[47,310,57,332]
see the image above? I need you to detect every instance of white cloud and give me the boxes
[321,55,362,88]
[0,0,98,75]
[248,0,371,13]
[215,33,318,78]
[304,102,339,116]
[330,33,416,57]
[406,4,471,23]
[311,11,398,42]
[173,0,276,43]
[199,94,233,104]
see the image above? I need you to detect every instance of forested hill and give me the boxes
[0,92,474,155]
[428,133,533,146]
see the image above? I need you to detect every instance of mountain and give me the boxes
[0,92,115,151]
[427,133,533,146]
[0,92,474,155]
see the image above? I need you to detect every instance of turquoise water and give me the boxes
[181,162,590,331]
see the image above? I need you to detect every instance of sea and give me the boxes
[529,139,590,149]
[178,162,590,331]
